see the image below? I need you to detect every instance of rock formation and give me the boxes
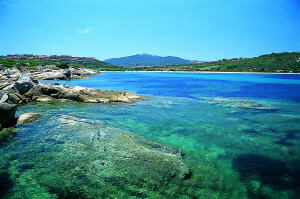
[32,67,100,80]
[0,68,147,134]
[0,103,17,127]
[0,73,147,105]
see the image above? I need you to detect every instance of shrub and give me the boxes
[56,63,69,69]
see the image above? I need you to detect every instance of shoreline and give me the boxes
[98,71,300,75]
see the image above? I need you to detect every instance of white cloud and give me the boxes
[77,28,91,34]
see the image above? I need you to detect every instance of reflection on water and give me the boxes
[0,72,300,198]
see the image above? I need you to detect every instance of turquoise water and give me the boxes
[1,72,300,198]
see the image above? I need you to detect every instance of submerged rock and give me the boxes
[17,112,42,125]
[203,97,272,110]
[0,127,17,141]
[11,115,189,198]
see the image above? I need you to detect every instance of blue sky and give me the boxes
[0,0,299,61]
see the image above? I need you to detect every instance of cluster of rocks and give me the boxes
[0,68,23,90]
[0,67,100,84]
[1,73,147,105]
[32,67,100,80]
[0,69,147,136]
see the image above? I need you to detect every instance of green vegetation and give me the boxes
[81,60,125,71]
[56,63,69,69]
[1,52,299,73]
[0,58,58,69]
[81,60,118,68]
[135,52,300,73]
[0,58,122,71]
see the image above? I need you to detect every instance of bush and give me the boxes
[56,63,69,69]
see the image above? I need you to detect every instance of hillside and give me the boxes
[104,54,196,68]
[135,52,300,73]
[0,57,122,71]
[80,60,122,70]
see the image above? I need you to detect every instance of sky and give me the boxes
[0,0,299,61]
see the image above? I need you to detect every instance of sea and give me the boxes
[1,72,300,198]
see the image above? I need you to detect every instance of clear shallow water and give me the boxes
[1,72,300,198]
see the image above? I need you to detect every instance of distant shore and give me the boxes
[99,71,300,75]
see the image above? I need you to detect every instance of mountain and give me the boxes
[104,54,197,68]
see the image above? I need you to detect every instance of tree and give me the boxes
[56,63,69,69]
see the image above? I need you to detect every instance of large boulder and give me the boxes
[7,93,23,104]
[0,103,17,127]
[65,69,72,78]
[33,70,68,80]
[8,73,37,95]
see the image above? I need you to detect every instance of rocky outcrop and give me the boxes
[17,112,42,125]
[23,83,147,103]
[0,69,22,90]
[1,67,100,84]
[0,70,146,138]
[32,68,100,80]
[0,103,17,127]
[1,73,147,105]
[33,70,66,80]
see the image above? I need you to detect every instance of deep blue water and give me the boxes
[44,72,300,100]
[1,72,300,198]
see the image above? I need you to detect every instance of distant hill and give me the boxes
[135,52,300,73]
[104,54,198,68]
[80,60,121,69]
[0,57,122,71]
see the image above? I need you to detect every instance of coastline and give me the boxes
[98,71,300,75]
